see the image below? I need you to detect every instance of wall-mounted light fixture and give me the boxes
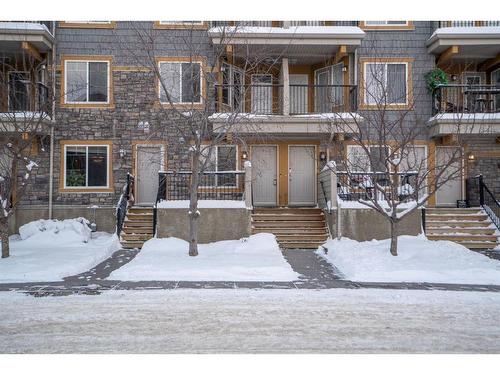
[468,153,475,162]
[241,151,248,160]
[119,149,126,158]
[342,66,348,72]
[319,151,327,161]
[451,74,458,82]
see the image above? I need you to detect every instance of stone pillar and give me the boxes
[244,161,252,209]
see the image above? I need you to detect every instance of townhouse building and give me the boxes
[1,21,499,249]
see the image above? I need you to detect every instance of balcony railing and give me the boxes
[3,82,49,114]
[438,21,500,28]
[215,83,357,115]
[432,84,500,115]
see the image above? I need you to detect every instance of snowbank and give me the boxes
[19,218,91,243]
[110,233,299,281]
[0,219,119,282]
[317,235,500,284]
[157,200,246,209]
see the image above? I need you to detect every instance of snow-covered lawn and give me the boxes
[0,219,119,283]
[110,233,299,281]
[1,288,499,353]
[318,235,500,284]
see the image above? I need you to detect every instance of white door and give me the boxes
[289,74,308,114]
[251,75,273,114]
[136,145,164,205]
[435,147,463,207]
[251,145,277,206]
[289,146,316,206]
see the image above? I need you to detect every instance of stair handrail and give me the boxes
[116,173,135,236]
[477,174,500,230]
[153,171,167,237]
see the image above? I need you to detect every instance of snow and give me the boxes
[209,25,365,36]
[0,22,50,32]
[317,235,500,284]
[0,220,119,283]
[429,113,500,122]
[338,199,418,210]
[110,233,299,281]
[431,26,500,37]
[157,199,246,209]
[209,112,362,121]
[1,288,500,353]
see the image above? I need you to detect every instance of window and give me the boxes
[154,21,206,29]
[8,71,30,111]
[63,144,111,190]
[64,60,110,104]
[347,145,392,189]
[59,21,115,29]
[159,61,202,104]
[314,64,344,112]
[364,21,408,26]
[201,145,238,187]
[159,21,204,25]
[363,61,409,106]
[222,63,245,112]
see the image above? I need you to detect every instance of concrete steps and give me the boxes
[425,207,498,250]
[120,207,154,249]
[251,207,329,249]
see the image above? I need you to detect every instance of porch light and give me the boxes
[241,151,248,160]
[342,66,348,72]
[319,151,327,161]
[451,74,458,82]
[119,149,126,158]
[468,154,475,161]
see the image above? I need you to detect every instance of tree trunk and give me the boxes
[188,152,200,257]
[0,219,9,258]
[389,220,398,256]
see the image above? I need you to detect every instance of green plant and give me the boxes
[66,170,86,186]
[425,68,449,92]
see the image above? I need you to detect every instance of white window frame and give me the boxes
[64,60,111,104]
[200,144,239,188]
[159,21,204,25]
[364,21,408,26]
[158,61,203,104]
[363,61,409,106]
[63,144,111,189]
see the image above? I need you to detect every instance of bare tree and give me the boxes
[0,51,51,257]
[324,44,478,256]
[114,22,282,256]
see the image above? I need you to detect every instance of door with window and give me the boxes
[136,145,164,205]
[251,74,273,114]
[288,146,316,206]
[289,74,308,114]
[8,72,30,111]
[251,146,277,206]
[435,147,463,207]
[463,73,483,111]
[222,63,245,112]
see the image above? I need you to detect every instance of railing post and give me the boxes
[244,161,252,209]
[478,174,485,206]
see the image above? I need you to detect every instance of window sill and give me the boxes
[153,22,208,30]
[60,102,115,109]
[59,187,114,193]
[58,22,116,29]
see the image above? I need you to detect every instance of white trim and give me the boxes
[363,61,409,106]
[64,60,110,104]
[287,144,317,206]
[158,60,203,104]
[63,144,111,189]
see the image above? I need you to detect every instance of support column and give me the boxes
[282,57,290,116]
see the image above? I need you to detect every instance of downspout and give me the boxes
[48,22,56,219]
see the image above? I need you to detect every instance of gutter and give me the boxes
[48,22,56,220]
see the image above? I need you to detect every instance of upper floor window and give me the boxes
[362,60,411,108]
[59,21,115,29]
[159,21,204,25]
[64,59,110,104]
[154,21,206,29]
[158,61,202,104]
[364,21,408,26]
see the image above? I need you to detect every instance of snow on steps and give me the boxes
[425,207,499,250]
[120,207,154,249]
[251,208,328,249]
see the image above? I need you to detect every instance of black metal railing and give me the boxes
[4,82,49,113]
[438,21,500,28]
[115,173,135,236]
[336,171,419,203]
[216,83,357,115]
[477,174,500,230]
[432,84,500,115]
[157,171,246,202]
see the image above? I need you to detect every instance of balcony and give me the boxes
[210,83,359,135]
[428,84,500,136]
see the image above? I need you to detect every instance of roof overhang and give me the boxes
[427,113,500,137]
[427,27,500,60]
[0,22,54,53]
[210,113,361,135]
